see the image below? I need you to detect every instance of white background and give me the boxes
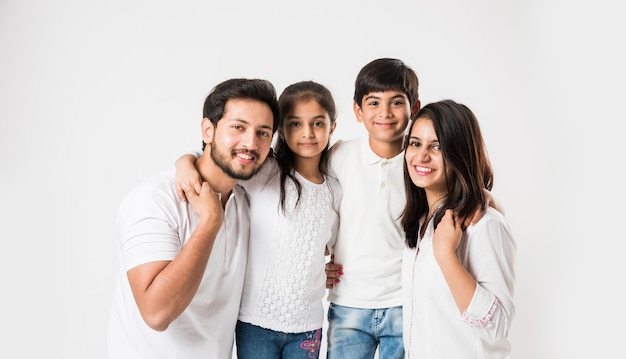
[1,0,624,358]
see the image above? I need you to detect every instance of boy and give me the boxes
[325,58,420,359]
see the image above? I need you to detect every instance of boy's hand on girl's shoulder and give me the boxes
[325,255,343,289]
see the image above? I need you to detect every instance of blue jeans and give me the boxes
[326,303,404,359]
[235,320,322,359]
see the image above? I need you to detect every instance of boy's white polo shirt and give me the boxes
[327,137,406,308]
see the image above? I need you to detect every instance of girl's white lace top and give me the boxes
[238,158,342,333]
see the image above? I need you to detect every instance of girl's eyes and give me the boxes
[287,121,325,127]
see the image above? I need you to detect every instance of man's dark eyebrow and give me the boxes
[228,118,272,130]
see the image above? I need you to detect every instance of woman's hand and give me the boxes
[433,209,463,260]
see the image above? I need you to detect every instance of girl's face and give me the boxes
[280,99,336,161]
[405,116,448,199]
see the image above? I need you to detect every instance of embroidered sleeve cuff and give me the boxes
[462,297,499,328]
[462,286,500,328]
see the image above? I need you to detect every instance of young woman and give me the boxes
[401,100,516,358]
[175,81,341,359]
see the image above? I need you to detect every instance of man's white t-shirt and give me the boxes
[107,169,249,359]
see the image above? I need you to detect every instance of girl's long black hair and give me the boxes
[273,81,337,212]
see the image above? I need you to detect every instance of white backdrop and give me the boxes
[1,0,624,358]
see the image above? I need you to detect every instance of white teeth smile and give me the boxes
[237,152,253,160]
[415,165,433,173]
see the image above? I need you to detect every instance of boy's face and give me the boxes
[205,98,274,180]
[354,90,411,145]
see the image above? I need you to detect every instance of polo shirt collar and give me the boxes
[360,137,405,165]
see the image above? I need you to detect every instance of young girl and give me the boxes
[401,100,516,358]
[175,81,340,359]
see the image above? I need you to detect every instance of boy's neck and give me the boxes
[368,137,404,159]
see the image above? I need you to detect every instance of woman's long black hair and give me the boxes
[401,100,493,248]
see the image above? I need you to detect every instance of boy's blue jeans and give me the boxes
[326,303,404,359]
[235,320,322,359]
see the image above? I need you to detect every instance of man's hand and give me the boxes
[183,182,223,226]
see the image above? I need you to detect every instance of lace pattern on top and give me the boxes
[255,177,332,332]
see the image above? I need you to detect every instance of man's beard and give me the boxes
[210,141,263,181]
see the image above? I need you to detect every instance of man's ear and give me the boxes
[353,102,364,123]
[201,118,214,145]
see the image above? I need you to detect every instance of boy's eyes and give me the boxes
[365,100,405,106]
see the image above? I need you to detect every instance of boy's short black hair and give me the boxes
[353,58,419,107]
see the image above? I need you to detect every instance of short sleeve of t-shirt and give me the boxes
[116,171,184,271]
